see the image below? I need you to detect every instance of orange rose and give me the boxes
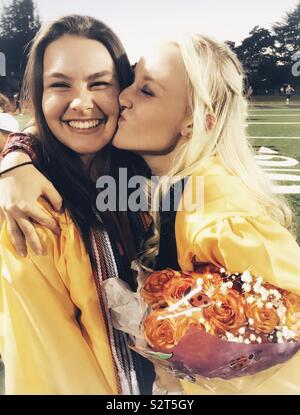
[193,271,223,291]
[162,273,196,306]
[203,288,247,336]
[284,291,300,339]
[284,291,300,315]
[141,269,180,308]
[246,301,279,334]
[174,315,205,343]
[143,309,177,351]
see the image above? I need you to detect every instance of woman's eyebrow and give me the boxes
[143,75,166,91]
[135,63,166,91]
[87,71,115,81]
[44,72,71,80]
[44,71,115,80]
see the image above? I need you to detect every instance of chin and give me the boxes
[68,144,103,155]
[111,137,126,150]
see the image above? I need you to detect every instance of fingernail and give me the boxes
[19,251,26,258]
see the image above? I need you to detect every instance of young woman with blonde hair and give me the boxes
[1,34,300,394]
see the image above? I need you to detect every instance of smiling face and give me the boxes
[42,35,120,158]
[112,43,191,160]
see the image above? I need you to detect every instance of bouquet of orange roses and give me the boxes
[102,261,300,393]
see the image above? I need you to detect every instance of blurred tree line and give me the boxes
[0,0,299,96]
[0,0,40,95]
[226,1,300,95]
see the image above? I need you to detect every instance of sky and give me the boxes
[1,0,299,62]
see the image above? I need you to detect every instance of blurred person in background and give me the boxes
[286,84,295,105]
[13,89,22,115]
[0,93,10,113]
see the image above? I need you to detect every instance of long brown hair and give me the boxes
[22,15,134,247]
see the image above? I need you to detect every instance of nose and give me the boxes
[119,86,133,111]
[70,88,94,112]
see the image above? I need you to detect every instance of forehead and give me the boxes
[43,35,115,74]
[138,43,186,84]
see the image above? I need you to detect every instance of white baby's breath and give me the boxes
[256,277,263,285]
[253,284,261,294]
[220,284,228,295]
[225,281,233,289]
[241,271,252,283]
[247,296,255,304]
[239,327,246,335]
[206,287,215,298]
[196,278,203,286]
[242,283,251,293]
[226,331,235,341]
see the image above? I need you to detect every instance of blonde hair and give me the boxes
[140,34,293,268]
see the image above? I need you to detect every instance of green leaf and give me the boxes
[146,351,173,360]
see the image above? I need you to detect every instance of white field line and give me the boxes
[248,114,300,117]
[249,106,300,108]
[248,109,300,115]
[249,109,300,111]
[271,185,300,194]
[248,136,300,140]
[268,173,300,182]
[251,140,300,193]
[265,169,300,172]
[248,122,300,125]
[249,107,300,110]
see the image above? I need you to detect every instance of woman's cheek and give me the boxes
[101,89,120,116]
[42,93,65,118]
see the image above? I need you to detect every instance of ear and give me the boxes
[206,113,215,131]
[180,117,193,138]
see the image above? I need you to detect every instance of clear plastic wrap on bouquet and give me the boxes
[102,260,300,394]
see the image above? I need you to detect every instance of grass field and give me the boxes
[247,99,300,242]
[15,100,300,241]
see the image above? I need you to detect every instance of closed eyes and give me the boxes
[141,86,154,97]
[50,82,70,88]
[90,81,112,88]
[48,81,112,89]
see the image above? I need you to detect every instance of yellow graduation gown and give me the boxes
[0,202,118,395]
[175,157,300,395]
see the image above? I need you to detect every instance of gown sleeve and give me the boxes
[0,201,118,395]
[191,214,300,295]
[1,132,41,161]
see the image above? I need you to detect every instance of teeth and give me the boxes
[67,119,102,130]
